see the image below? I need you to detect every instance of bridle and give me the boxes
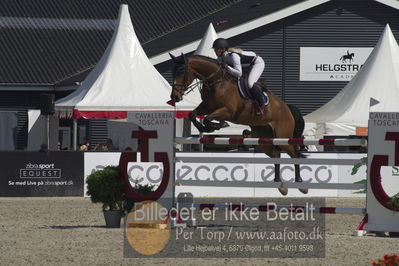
[172,62,222,96]
[171,64,192,96]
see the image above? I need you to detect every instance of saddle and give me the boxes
[237,76,269,105]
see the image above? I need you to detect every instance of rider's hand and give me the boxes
[217,58,228,69]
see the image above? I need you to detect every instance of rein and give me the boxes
[172,62,223,96]
[191,65,223,93]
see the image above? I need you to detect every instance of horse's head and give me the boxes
[169,53,195,102]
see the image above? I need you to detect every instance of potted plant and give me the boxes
[372,253,399,265]
[86,166,124,228]
[388,192,399,211]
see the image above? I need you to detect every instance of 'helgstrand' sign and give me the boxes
[300,47,373,81]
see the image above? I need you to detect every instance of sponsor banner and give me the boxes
[254,153,338,197]
[84,152,366,198]
[300,47,372,81]
[0,152,84,196]
[175,153,342,197]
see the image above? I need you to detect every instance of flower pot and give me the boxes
[103,210,123,228]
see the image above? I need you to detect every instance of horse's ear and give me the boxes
[181,53,187,63]
[169,53,177,63]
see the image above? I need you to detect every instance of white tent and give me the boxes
[55,5,173,119]
[304,24,399,138]
[194,23,218,59]
[55,4,175,150]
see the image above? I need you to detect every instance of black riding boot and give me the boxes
[250,85,268,115]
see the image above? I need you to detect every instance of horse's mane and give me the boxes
[171,53,235,81]
[172,54,217,75]
[189,54,218,64]
[189,55,236,81]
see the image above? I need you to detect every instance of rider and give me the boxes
[212,38,268,115]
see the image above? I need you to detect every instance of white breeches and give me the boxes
[246,57,265,88]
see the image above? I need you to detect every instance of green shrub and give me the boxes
[133,183,156,195]
[123,183,157,212]
[86,166,123,211]
[389,192,399,211]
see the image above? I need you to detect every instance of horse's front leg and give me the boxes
[270,149,289,196]
[189,102,209,133]
[203,107,231,132]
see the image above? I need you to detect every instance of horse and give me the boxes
[169,54,308,195]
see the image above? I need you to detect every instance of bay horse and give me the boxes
[170,54,307,195]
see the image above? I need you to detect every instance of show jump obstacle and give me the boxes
[119,111,399,234]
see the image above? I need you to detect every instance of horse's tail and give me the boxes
[287,104,304,138]
[287,104,306,157]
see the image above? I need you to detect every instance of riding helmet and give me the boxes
[212,38,229,49]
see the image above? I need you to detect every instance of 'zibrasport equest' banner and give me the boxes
[0,152,84,196]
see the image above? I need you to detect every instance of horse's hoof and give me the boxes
[205,127,215,133]
[196,124,207,133]
[298,188,308,194]
[278,184,288,196]
[221,122,229,128]
[295,177,307,194]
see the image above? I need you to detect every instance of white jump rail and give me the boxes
[175,180,365,190]
[175,156,362,166]
[175,137,367,147]
[177,203,366,215]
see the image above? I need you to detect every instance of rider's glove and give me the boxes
[221,62,228,69]
[217,58,228,69]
